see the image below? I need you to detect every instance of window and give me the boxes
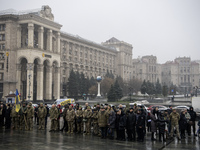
[0,24,5,31]
[80,52,82,57]
[0,53,4,59]
[0,73,3,80]
[0,63,4,70]
[0,34,5,41]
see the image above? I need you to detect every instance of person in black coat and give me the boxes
[188,107,197,136]
[115,109,126,141]
[158,111,168,142]
[179,110,187,139]
[126,107,136,141]
[0,104,4,129]
[136,109,146,142]
[5,104,12,129]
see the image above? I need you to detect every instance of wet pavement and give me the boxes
[0,120,199,150]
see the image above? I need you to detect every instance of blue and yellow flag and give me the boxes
[15,89,21,112]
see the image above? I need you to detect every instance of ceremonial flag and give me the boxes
[15,89,21,112]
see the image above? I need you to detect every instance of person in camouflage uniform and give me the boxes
[25,103,34,130]
[66,105,75,134]
[76,105,83,133]
[92,108,99,135]
[19,102,27,130]
[84,106,92,135]
[11,104,19,130]
[170,108,181,140]
[60,104,69,132]
[49,104,59,132]
[37,103,47,130]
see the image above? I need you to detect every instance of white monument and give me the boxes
[96,76,102,97]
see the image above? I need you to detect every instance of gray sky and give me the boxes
[1,0,200,63]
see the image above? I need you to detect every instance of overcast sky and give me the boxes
[1,0,200,63]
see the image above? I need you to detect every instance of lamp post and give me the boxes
[129,87,132,101]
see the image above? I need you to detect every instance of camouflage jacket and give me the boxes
[38,107,47,118]
[49,108,59,120]
[66,109,75,122]
[26,107,34,118]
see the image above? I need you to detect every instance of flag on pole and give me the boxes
[15,89,21,112]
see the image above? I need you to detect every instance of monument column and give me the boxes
[56,32,60,53]
[53,67,60,99]
[28,23,34,48]
[38,26,44,49]
[17,25,21,48]
[26,63,34,100]
[45,66,52,100]
[37,64,44,101]
[16,64,21,92]
[47,29,52,51]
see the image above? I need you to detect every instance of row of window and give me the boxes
[0,34,5,41]
[0,73,3,80]
[0,24,5,31]
[0,44,5,50]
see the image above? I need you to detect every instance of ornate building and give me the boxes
[162,57,200,95]
[132,55,161,84]
[0,6,133,100]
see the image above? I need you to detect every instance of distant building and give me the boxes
[162,57,200,95]
[132,55,161,84]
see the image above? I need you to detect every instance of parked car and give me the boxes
[173,105,190,110]
[147,105,168,112]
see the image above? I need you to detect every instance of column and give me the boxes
[54,67,60,99]
[56,32,60,53]
[16,64,21,91]
[45,66,52,100]
[37,64,44,100]
[17,25,21,48]
[38,26,44,49]
[26,63,34,100]
[47,29,52,51]
[28,23,34,48]
[97,82,101,97]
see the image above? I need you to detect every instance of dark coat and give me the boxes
[150,110,159,132]
[158,114,167,133]
[137,112,145,128]
[108,110,116,129]
[189,107,196,121]
[116,112,126,130]
[126,112,136,129]
[5,107,12,118]
[179,113,187,130]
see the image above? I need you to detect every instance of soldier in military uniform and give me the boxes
[76,105,83,133]
[66,105,75,134]
[49,104,59,132]
[11,104,19,130]
[19,102,27,130]
[37,103,47,130]
[25,103,34,130]
[170,108,181,140]
[83,106,92,135]
[91,108,99,135]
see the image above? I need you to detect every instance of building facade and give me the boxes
[132,55,161,84]
[0,6,133,100]
[161,57,200,95]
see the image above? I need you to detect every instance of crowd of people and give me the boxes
[0,100,200,143]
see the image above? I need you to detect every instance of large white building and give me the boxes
[0,6,133,101]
